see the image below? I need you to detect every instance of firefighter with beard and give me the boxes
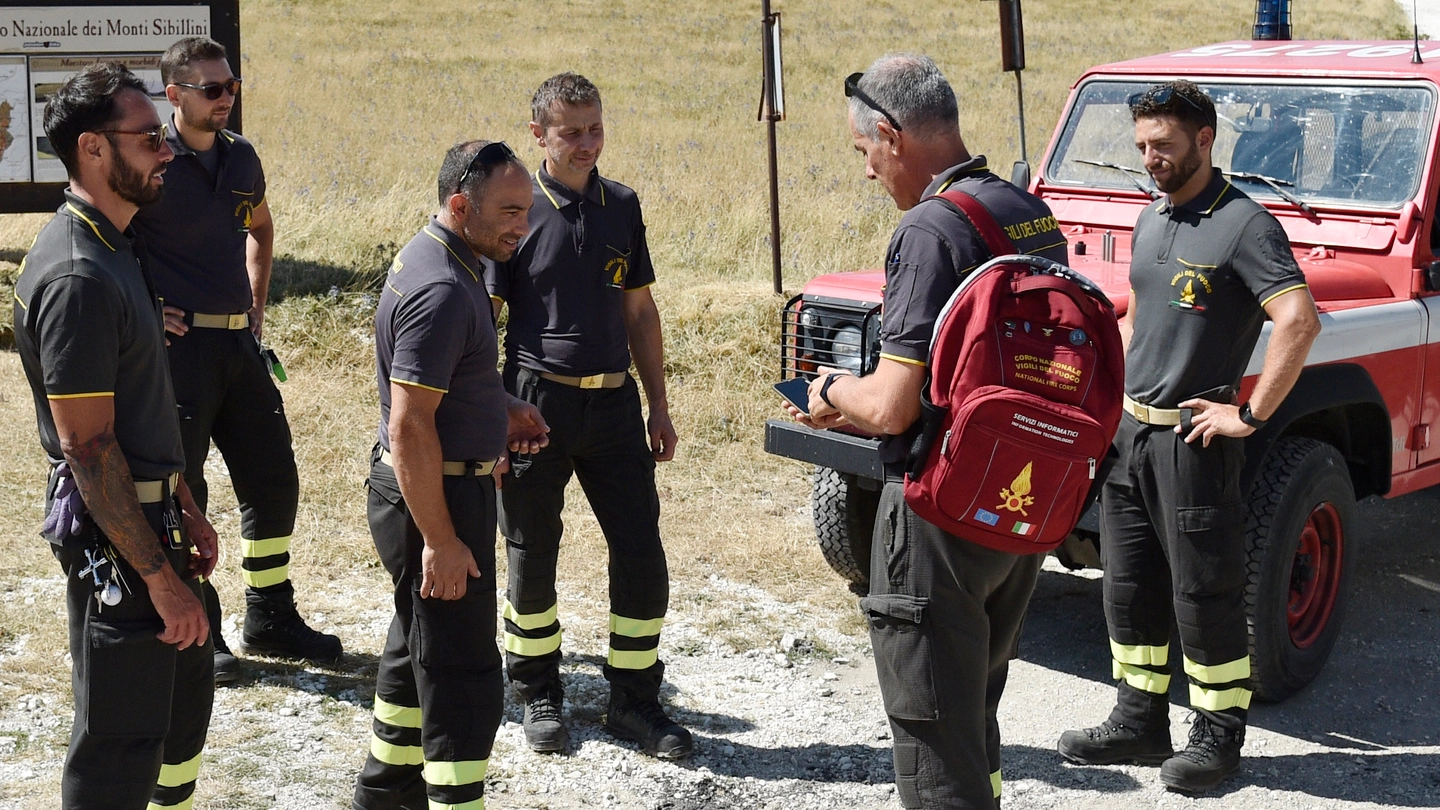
[1058,80,1320,794]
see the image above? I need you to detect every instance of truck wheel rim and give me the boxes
[1287,502,1343,649]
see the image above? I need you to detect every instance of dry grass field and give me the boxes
[0,0,1413,807]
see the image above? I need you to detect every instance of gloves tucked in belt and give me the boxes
[42,462,89,545]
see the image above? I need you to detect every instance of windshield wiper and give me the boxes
[1224,170,1314,215]
[1073,159,1159,199]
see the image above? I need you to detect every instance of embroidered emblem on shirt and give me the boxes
[1169,261,1215,312]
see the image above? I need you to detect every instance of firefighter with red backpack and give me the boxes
[790,54,1072,810]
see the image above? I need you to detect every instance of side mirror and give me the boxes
[1011,160,1032,190]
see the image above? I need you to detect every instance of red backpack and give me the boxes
[903,190,1123,554]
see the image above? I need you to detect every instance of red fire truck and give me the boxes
[765,39,1440,701]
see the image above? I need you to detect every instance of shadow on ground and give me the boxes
[1018,487,1440,754]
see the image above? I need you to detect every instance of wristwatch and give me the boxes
[819,373,842,408]
[1238,403,1267,429]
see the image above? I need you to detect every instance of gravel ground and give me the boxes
[2,488,1438,809]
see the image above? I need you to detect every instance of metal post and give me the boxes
[1014,70,1028,164]
[761,0,784,294]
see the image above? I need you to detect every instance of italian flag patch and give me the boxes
[1011,521,1033,535]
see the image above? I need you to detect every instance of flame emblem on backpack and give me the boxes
[997,462,1036,516]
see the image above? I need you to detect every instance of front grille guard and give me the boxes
[779,294,883,381]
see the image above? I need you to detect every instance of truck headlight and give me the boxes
[831,325,864,372]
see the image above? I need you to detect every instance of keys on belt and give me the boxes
[377,448,498,476]
[1122,394,1182,426]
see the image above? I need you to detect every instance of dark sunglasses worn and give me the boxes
[844,72,903,132]
[95,122,169,152]
[1127,85,1206,114]
[455,141,518,194]
[174,77,242,100]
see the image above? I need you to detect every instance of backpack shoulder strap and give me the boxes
[932,188,1016,258]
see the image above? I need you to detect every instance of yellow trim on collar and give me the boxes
[65,203,116,252]
[421,227,478,282]
[538,171,563,209]
[1201,181,1232,215]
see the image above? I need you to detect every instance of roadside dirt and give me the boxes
[2,489,1437,810]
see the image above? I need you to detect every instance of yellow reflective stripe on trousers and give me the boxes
[242,535,292,559]
[371,734,424,766]
[1183,654,1250,685]
[423,758,487,786]
[1113,661,1171,694]
[242,565,290,589]
[1110,639,1169,667]
[503,629,562,657]
[147,797,194,810]
[610,613,664,638]
[608,647,659,670]
[991,769,1002,798]
[373,696,421,728]
[428,799,483,810]
[1189,683,1253,711]
[502,600,558,631]
[156,751,202,787]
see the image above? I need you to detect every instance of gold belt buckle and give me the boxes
[578,374,604,389]
[228,313,248,330]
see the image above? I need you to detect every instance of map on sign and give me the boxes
[0,55,30,182]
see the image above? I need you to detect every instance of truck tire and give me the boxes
[812,467,879,594]
[1244,437,1353,702]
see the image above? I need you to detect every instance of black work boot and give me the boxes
[604,692,693,760]
[239,582,343,663]
[522,684,568,753]
[203,580,240,686]
[1160,714,1244,793]
[1058,719,1173,766]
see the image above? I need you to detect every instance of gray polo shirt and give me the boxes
[14,191,185,480]
[484,164,656,376]
[879,157,1069,366]
[375,218,509,461]
[876,157,1068,464]
[1125,169,1307,408]
[131,120,266,315]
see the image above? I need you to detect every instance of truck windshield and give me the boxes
[1045,79,1435,210]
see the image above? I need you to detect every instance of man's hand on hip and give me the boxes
[1176,399,1254,447]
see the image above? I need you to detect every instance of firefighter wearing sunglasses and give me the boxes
[131,37,342,685]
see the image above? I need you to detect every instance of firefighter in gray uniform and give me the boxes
[1058,81,1320,793]
[15,62,216,810]
[130,37,340,683]
[794,55,1067,810]
[483,72,690,759]
[354,140,547,810]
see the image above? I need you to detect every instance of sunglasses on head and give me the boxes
[1127,85,1206,114]
[95,121,168,152]
[174,77,242,100]
[455,141,518,194]
[844,72,903,132]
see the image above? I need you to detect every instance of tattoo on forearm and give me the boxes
[64,429,166,577]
